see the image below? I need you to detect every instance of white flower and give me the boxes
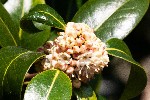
[39,22,109,88]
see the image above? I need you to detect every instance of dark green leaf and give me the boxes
[20,4,66,33]
[72,0,149,41]
[0,0,7,4]
[24,70,72,100]
[0,3,19,47]
[75,0,83,9]
[4,0,45,29]
[4,0,46,40]
[48,30,59,41]
[120,65,147,100]
[21,29,50,51]
[47,0,85,22]
[89,74,102,94]
[106,38,147,99]
[97,94,106,100]
[0,46,45,99]
[74,84,97,100]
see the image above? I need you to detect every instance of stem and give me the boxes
[25,73,38,79]
[24,81,29,85]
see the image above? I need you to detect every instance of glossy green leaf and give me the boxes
[0,3,19,47]
[4,0,46,40]
[4,0,45,29]
[0,46,45,99]
[21,29,50,51]
[20,4,66,33]
[4,0,50,49]
[24,70,72,100]
[106,38,147,99]
[72,0,149,41]
[74,84,97,100]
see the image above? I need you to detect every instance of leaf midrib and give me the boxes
[2,51,31,88]
[18,0,25,39]
[38,11,65,29]
[46,70,60,99]
[0,17,17,46]
[94,0,130,31]
[107,48,140,67]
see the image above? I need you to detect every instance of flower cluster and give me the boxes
[38,22,109,88]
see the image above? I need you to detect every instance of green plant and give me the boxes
[0,0,149,100]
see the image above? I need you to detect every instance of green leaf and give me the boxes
[0,46,45,99]
[21,29,50,51]
[0,0,7,4]
[20,4,66,33]
[4,0,45,29]
[106,38,147,99]
[74,84,97,100]
[120,65,147,100]
[4,0,46,40]
[0,3,19,47]
[48,30,59,41]
[97,95,106,100]
[24,70,72,100]
[32,0,45,8]
[75,0,83,9]
[72,0,149,41]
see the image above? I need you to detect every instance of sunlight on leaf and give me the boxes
[0,46,45,99]
[72,0,149,41]
[24,70,72,100]
[0,3,18,47]
[20,4,66,33]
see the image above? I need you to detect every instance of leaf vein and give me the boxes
[46,70,60,99]
[0,17,17,46]
[38,11,65,28]
[2,51,31,88]
[94,0,130,31]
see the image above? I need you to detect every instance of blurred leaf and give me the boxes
[106,38,147,99]
[75,0,83,9]
[72,0,149,41]
[46,0,80,22]
[74,84,97,100]
[20,4,66,33]
[0,46,45,100]
[0,0,7,4]
[0,3,19,47]
[21,29,50,51]
[97,95,106,100]
[32,0,45,8]
[48,30,59,41]
[120,65,147,100]
[24,70,72,100]
[89,74,102,94]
